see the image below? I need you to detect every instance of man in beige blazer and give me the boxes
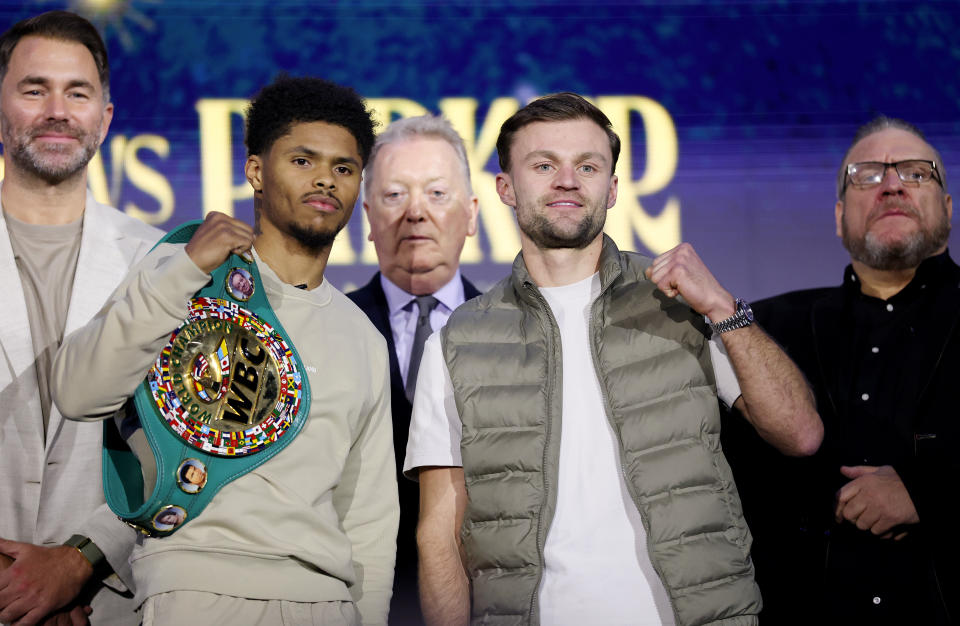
[0,11,161,626]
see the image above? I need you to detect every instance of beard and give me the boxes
[516,192,607,251]
[842,198,951,271]
[254,189,350,254]
[287,222,341,252]
[0,116,100,185]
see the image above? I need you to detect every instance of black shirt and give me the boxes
[822,251,954,623]
[835,251,953,474]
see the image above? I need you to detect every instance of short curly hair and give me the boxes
[244,75,376,164]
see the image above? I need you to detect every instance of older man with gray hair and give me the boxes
[347,114,481,625]
[732,115,957,624]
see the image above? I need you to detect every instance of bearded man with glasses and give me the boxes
[724,116,957,625]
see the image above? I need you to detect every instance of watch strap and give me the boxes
[63,534,110,579]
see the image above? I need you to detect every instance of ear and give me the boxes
[245,155,263,193]
[496,172,516,208]
[835,199,844,239]
[607,174,618,209]
[945,193,953,223]
[97,102,114,146]
[465,194,480,237]
[363,201,376,241]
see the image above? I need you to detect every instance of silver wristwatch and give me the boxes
[709,298,754,335]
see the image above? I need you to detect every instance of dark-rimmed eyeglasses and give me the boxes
[844,160,943,193]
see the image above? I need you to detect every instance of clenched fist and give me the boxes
[645,242,735,323]
[184,212,256,274]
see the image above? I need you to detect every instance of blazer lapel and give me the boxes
[366,274,405,398]
[0,211,44,447]
[462,275,482,300]
[47,196,131,447]
[63,196,130,335]
[902,268,960,423]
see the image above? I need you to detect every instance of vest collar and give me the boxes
[597,234,625,289]
[510,234,624,302]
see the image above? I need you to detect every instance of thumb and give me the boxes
[840,465,876,479]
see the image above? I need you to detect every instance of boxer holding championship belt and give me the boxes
[53,77,398,623]
[102,221,311,536]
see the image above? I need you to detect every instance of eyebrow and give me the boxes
[525,149,610,164]
[286,145,361,168]
[17,76,96,92]
[389,175,448,185]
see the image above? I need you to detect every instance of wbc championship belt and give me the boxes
[102,221,311,536]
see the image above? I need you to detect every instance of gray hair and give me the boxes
[837,115,949,199]
[363,114,473,197]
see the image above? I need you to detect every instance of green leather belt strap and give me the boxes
[102,220,312,537]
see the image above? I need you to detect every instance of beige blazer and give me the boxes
[0,189,162,625]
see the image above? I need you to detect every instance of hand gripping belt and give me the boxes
[101,221,312,537]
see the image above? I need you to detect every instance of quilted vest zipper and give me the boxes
[587,293,682,625]
[524,282,561,626]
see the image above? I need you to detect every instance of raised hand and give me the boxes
[184,211,256,274]
[645,242,735,323]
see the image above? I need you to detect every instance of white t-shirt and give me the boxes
[404,273,742,625]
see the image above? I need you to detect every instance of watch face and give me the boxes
[737,298,755,323]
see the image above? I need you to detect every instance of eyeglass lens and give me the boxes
[848,160,937,186]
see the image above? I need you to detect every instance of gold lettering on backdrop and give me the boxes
[122,134,175,224]
[196,99,251,218]
[595,96,681,255]
[107,136,126,206]
[366,98,430,134]
[181,94,679,265]
[87,150,110,206]
[3,94,681,262]
[86,136,173,222]
[327,208,358,265]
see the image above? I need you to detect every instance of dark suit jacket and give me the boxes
[346,272,481,576]
[722,258,960,624]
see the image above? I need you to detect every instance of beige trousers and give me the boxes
[140,590,360,626]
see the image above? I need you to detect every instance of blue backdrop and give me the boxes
[2,0,959,299]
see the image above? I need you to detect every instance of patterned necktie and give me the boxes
[405,295,439,403]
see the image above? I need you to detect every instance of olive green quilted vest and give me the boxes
[440,236,761,626]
